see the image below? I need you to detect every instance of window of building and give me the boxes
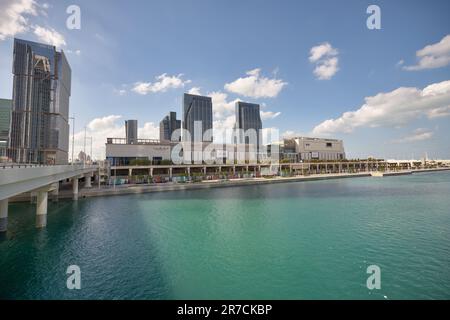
[326,142,332,147]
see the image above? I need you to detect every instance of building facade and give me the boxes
[106,138,172,166]
[0,98,12,159]
[125,120,138,144]
[9,38,71,164]
[234,101,262,152]
[281,137,345,161]
[160,111,181,142]
[182,93,213,142]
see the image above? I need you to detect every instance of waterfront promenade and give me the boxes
[17,167,449,200]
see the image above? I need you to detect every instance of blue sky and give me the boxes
[0,0,449,160]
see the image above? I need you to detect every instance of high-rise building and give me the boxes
[0,98,12,158]
[182,93,213,142]
[160,111,181,142]
[125,120,138,144]
[235,101,262,146]
[9,38,71,164]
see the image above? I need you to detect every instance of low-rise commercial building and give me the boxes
[280,137,345,162]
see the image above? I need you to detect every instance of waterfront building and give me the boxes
[280,137,345,161]
[182,93,213,143]
[9,38,71,164]
[105,138,172,166]
[0,99,12,159]
[160,111,181,142]
[125,120,138,144]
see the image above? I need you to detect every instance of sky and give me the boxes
[0,0,449,160]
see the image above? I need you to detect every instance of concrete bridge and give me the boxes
[0,164,98,233]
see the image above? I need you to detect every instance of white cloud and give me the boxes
[312,80,450,135]
[260,110,281,120]
[224,68,287,98]
[209,91,238,119]
[113,89,126,96]
[69,115,159,160]
[392,128,434,143]
[403,35,450,71]
[0,0,37,40]
[281,130,308,139]
[67,49,81,56]
[188,87,202,95]
[309,42,338,63]
[132,73,191,95]
[309,42,339,80]
[33,25,66,47]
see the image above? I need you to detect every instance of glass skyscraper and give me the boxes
[9,38,71,164]
[125,120,138,144]
[182,93,213,142]
[235,101,262,145]
[160,111,181,142]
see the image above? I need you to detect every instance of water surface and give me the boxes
[1,172,449,299]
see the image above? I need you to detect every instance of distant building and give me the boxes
[160,111,181,142]
[182,93,212,142]
[280,137,345,162]
[234,101,262,147]
[0,98,12,158]
[125,120,138,144]
[9,38,71,164]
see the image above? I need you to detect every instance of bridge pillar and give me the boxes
[36,190,48,228]
[51,183,59,202]
[0,198,8,233]
[85,173,92,188]
[73,177,79,201]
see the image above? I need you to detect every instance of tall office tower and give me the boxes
[125,120,138,144]
[182,93,213,142]
[0,98,12,158]
[9,38,71,164]
[235,101,262,145]
[159,111,181,142]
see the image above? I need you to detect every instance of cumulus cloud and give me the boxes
[224,68,287,98]
[260,110,281,120]
[281,130,308,139]
[209,91,239,119]
[392,128,434,143]
[403,34,450,71]
[132,74,191,95]
[312,80,450,135]
[33,25,66,47]
[188,87,202,95]
[69,115,159,161]
[0,0,37,40]
[309,42,339,80]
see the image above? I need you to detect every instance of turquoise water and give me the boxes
[1,172,450,299]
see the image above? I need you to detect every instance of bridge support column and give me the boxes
[51,183,59,202]
[73,178,79,201]
[36,190,48,228]
[85,174,92,188]
[0,199,8,233]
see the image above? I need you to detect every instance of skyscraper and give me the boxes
[160,111,181,142]
[235,101,262,145]
[0,98,12,158]
[125,120,138,144]
[182,93,213,142]
[9,38,71,164]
